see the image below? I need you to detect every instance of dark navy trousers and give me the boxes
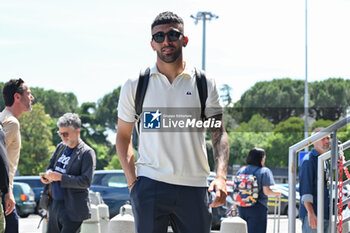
[238,202,268,233]
[1,194,18,233]
[47,200,82,233]
[130,176,212,233]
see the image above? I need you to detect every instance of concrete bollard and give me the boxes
[121,201,133,216]
[98,203,110,233]
[108,203,135,233]
[81,204,101,233]
[95,192,103,204]
[89,191,102,205]
[219,217,247,233]
[343,221,350,233]
[41,217,48,233]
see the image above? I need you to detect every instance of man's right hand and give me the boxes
[128,183,135,193]
[4,189,16,216]
[40,175,51,184]
[304,201,317,229]
[308,211,317,229]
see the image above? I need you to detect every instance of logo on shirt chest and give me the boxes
[143,110,161,129]
[56,154,71,171]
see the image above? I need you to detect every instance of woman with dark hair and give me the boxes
[236,147,281,233]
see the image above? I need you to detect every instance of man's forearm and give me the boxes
[8,163,16,189]
[304,201,315,215]
[116,136,137,185]
[210,115,229,178]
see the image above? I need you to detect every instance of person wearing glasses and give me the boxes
[41,113,96,233]
[117,12,229,233]
[1,79,34,233]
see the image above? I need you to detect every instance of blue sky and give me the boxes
[1,0,349,105]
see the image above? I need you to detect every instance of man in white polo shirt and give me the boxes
[117,11,229,233]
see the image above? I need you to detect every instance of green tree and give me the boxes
[105,155,122,170]
[311,119,335,130]
[228,131,272,166]
[227,114,274,167]
[31,87,79,118]
[265,117,305,167]
[86,140,112,170]
[95,87,121,131]
[233,79,305,124]
[235,114,274,133]
[223,107,237,133]
[18,103,55,175]
[0,82,4,110]
[79,102,107,144]
[309,78,350,121]
[79,102,115,170]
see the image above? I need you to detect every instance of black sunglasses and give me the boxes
[57,131,69,137]
[152,30,183,43]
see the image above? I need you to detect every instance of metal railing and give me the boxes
[317,140,350,233]
[288,116,350,233]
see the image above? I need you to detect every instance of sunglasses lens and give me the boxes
[152,30,182,43]
[153,32,165,43]
[57,131,69,137]
[168,31,181,41]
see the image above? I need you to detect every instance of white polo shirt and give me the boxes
[117,63,223,187]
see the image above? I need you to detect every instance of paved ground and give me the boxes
[19,214,303,233]
[19,215,43,233]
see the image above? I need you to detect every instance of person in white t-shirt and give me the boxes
[117,11,229,233]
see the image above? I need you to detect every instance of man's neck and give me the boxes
[314,147,326,155]
[156,58,185,84]
[68,139,80,149]
[5,106,23,119]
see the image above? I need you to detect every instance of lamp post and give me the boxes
[304,0,309,150]
[190,12,218,71]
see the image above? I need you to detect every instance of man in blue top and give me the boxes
[41,113,96,233]
[299,127,330,233]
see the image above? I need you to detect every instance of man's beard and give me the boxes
[21,98,32,112]
[157,46,182,63]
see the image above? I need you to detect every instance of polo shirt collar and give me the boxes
[149,61,194,79]
[310,148,320,157]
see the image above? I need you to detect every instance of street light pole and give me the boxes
[304,0,309,150]
[191,12,218,71]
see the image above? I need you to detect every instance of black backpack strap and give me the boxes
[194,67,208,121]
[134,67,151,134]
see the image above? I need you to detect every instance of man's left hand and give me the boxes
[4,189,16,216]
[208,177,227,207]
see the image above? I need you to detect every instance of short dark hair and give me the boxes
[2,79,25,107]
[245,147,266,167]
[151,11,184,30]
